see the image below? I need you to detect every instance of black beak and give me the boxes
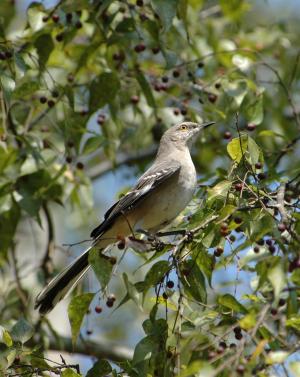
[202,121,216,129]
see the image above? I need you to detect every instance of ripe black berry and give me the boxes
[253,246,260,253]
[235,183,243,192]
[223,131,232,140]
[55,33,64,42]
[167,280,174,288]
[172,69,180,78]
[66,13,73,22]
[278,298,286,306]
[266,239,273,246]
[235,332,243,340]
[246,123,256,131]
[130,95,139,104]
[95,306,102,313]
[134,43,146,53]
[40,96,47,104]
[52,14,59,23]
[257,172,266,180]
[208,93,217,103]
[76,162,84,170]
[117,240,125,249]
[151,46,160,54]
[268,245,276,254]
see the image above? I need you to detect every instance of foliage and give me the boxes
[0,0,300,376]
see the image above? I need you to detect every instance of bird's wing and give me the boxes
[90,160,181,239]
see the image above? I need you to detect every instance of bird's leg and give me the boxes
[136,229,165,251]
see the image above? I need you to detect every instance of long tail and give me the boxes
[35,246,92,314]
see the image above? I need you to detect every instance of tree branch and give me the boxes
[41,203,55,281]
[48,335,133,362]
[87,146,157,180]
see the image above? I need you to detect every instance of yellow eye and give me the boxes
[180,124,187,131]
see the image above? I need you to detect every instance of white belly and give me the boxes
[134,163,197,232]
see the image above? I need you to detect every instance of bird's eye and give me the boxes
[180,124,188,131]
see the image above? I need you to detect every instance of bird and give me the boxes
[35,121,215,314]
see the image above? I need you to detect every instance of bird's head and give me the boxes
[162,121,215,149]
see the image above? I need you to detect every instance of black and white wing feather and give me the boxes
[90,160,181,238]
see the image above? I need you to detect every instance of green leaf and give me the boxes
[178,361,214,377]
[239,311,257,330]
[0,327,13,347]
[132,336,154,365]
[82,136,105,155]
[181,259,207,303]
[220,0,250,21]
[218,294,247,314]
[195,248,214,287]
[0,74,15,104]
[207,180,231,201]
[123,273,142,310]
[136,71,156,108]
[286,316,300,331]
[151,0,178,32]
[247,136,261,165]
[34,34,54,69]
[12,81,40,100]
[268,259,286,303]
[227,135,261,165]
[227,135,248,163]
[68,293,95,345]
[61,369,82,377]
[245,94,264,125]
[86,360,112,377]
[89,72,120,112]
[11,318,34,344]
[27,2,46,31]
[143,260,170,293]
[0,203,20,257]
[89,248,113,290]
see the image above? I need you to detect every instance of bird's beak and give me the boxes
[202,121,216,129]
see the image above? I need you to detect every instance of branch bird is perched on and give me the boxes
[35,121,215,314]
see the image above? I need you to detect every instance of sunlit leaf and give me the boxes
[89,248,113,290]
[218,294,248,314]
[61,369,81,377]
[68,293,95,345]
